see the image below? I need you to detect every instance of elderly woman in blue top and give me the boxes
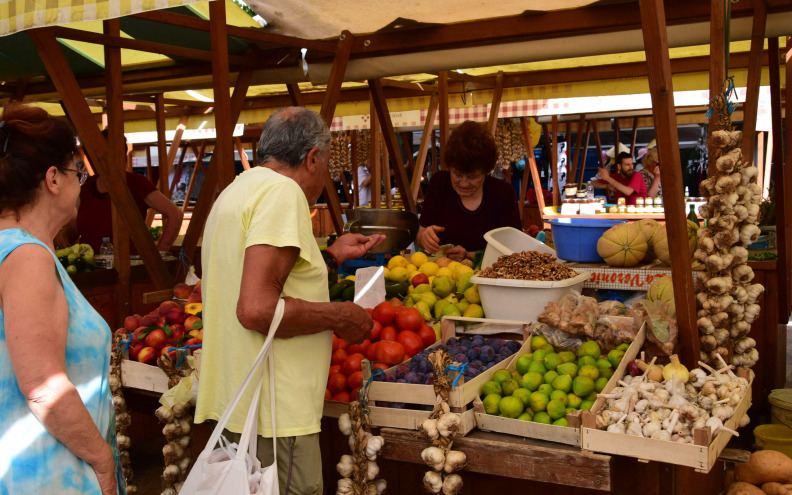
[0,103,123,494]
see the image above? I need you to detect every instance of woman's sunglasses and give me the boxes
[63,168,87,186]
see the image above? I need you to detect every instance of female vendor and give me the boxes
[416,120,522,261]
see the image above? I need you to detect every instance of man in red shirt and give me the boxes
[593,152,647,205]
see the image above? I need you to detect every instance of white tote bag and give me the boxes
[180,299,284,495]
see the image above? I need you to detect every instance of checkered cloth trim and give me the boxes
[0,0,200,37]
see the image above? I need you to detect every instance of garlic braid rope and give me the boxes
[337,399,386,494]
[111,331,136,494]
[155,353,194,495]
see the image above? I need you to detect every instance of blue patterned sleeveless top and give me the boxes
[0,229,124,494]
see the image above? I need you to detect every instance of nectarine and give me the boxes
[124,314,141,332]
[172,283,192,300]
[139,314,158,328]
[158,300,179,316]
[137,346,158,365]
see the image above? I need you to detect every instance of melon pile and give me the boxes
[596,219,698,267]
[694,129,763,369]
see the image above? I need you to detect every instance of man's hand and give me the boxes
[444,245,468,261]
[597,167,610,181]
[417,225,445,254]
[333,301,373,344]
[326,233,387,264]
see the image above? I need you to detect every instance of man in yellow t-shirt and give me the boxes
[195,107,384,495]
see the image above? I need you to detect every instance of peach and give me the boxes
[183,338,202,353]
[124,314,141,332]
[139,314,159,328]
[160,346,179,360]
[145,329,168,350]
[137,346,158,365]
[187,293,202,304]
[165,308,185,325]
[172,283,192,300]
[184,315,202,331]
[129,342,145,361]
[168,324,185,346]
[158,300,180,316]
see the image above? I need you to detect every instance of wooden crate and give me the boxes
[358,317,531,433]
[120,349,202,395]
[474,324,647,447]
[577,346,753,472]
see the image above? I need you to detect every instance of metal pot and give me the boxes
[343,208,419,254]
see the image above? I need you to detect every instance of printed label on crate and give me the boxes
[582,267,700,290]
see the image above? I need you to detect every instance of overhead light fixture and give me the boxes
[186,90,214,103]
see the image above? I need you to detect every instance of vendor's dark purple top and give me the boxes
[419,170,522,251]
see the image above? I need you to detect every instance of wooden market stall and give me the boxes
[1,0,791,494]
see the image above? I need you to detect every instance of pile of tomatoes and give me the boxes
[326,299,438,402]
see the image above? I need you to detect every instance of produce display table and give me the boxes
[318,418,727,495]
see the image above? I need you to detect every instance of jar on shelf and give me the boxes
[617,197,626,206]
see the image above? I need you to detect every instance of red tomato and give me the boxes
[372,301,396,325]
[380,325,397,342]
[350,387,360,400]
[348,371,364,390]
[366,341,381,362]
[341,353,365,376]
[328,364,342,376]
[395,307,423,332]
[346,339,371,355]
[331,348,348,366]
[417,325,438,347]
[372,362,390,372]
[393,305,405,314]
[325,389,332,400]
[370,321,382,341]
[327,373,348,395]
[365,308,374,316]
[332,334,340,352]
[332,391,351,403]
[375,341,406,365]
[336,338,348,351]
[389,297,404,307]
[397,330,425,357]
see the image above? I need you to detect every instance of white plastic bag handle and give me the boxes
[199,299,285,460]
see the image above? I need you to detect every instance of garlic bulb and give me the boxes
[338,414,352,436]
[337,477,354,495]
[419,418,439,440]
[442,473,463,495]
[423,471,443,493]
[374,478,387,495]
[336,455,354,478]
[443,450,467,473]
[422,446,445,471]
[437,413,461,438]
[365,436,384,460]
[367,461,380,481]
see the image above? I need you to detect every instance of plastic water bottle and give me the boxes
[96,237,114,270]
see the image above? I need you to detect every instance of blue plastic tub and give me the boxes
[548,218,627,262]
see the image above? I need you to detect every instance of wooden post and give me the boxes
[319,31,355,234]
[401,132,415,180]
[170,144,187,196]
[487,71,505,136]
[708,0,727,176]
[369,80,417,213]
[639,0,699,367]
[779,38,792,318]
[411,94,439,200]
[630,117,639,154]
[104,19,132,325]
[145,145,154,183]
[569,114,586,183]
[592,120,604,166]
[613,118,620,159]
[234,137,250,170]
[183,142,206,214]
[351,131,359,207]
[764,130,774,195]
[209,0,234,191]
[769,36,787,321]
[578,120,592,189]
[180,70,254,267]
[551,116,560,206]
[29,27,172,291]
[740,1,767,166]
[520,118,545,213]
[756,131,765,192]
[382,140,391,208]
[287,82,305,107]
[438,71,449,171]
[370,98,381,209]
[155,94,169,195]
[167,114,189,194]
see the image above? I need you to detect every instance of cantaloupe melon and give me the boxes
[654,220,699,266]
[647,275,674,304]
[636,219,662,261]
[596,222,648,267]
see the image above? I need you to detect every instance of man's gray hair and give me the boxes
[257,107,331,169]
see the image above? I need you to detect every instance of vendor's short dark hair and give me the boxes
[616,152,633,165]
[443,120,497,175]
[0,103,77,218]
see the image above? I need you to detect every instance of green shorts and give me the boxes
[212,425,323,495]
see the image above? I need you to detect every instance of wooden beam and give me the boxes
[180,70,254,266]
[183,142,207,214]
[382,140,391,208]
[613,117,620,157]
[569,114,586,183]
[380,78,436,94]
[740,1,768,166]
[155,94,169,195]
[170,144,188,196]
[638,0,699,367]
[287,83,305,107]
[550,116,560,206]
[370,99,381,209]
[592,120,604,166]
[487,71,505,136]
[411,95,439,201]
[166,114,189,184]
[351,131,359,207]
[578,120,593,189]
[707,0,727,176]
[210,0,234,191]
[234,137,251,170]
[145,146,154,183]
[30,27,172,290]
[764,130,774,195]
[48,26,254,68]
[320,31,355,233]
[757,131,765,192]
[369,79,417,212]
[438,71,449,171]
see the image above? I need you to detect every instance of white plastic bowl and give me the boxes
[470,271,591,323]
[481,227,556,269]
